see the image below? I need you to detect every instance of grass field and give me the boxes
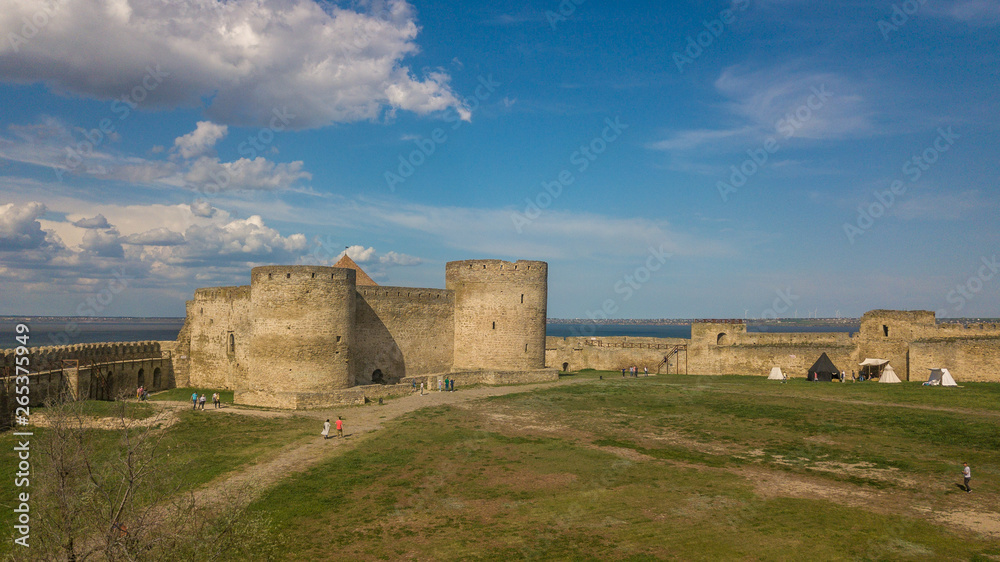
[246,373,1000,560]
[3,373,998,560]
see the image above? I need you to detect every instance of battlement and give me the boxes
[194,286,250,300]
[1,341,164,373]
[446,260,547,283]
[251,265,356,284]
[358,286,453,302]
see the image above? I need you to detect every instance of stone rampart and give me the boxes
[0,341,172,407]
[354,286,454,385]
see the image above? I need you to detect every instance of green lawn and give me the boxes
[243,373,1000,560]
[3,374,998,560]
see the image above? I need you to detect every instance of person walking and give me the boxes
[336,416,344,438]
[963,462,972,493]
[191,392,198,410]
[212,392,220,408]
[420,382,424,396]
[199,394,206,410]
[621,368,626,378]
[644,367,648,377]
[322,419,331,440]
[438,379,442,392]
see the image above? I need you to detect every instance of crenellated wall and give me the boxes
[546,311,1000,382]
[354,286,454,385]
[0,341,173,410]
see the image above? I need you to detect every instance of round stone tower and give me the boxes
[247,266,356,396]
[446,259,547,371]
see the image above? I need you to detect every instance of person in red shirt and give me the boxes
[336,416,344,438]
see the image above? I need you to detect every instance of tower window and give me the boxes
[268,273,272,279]
[492,322,496,330]
[521,294,524,304]
[883,325,889,337]
[336,336,342,343]
[525,343,528,352]
[311,272,315,278]
[286,273,291,279]
[228,333,235,353]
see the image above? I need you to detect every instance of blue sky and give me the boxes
[1,0,998,319]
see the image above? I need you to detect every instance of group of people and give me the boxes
[412,378,457,395]
[621,365,648,378]
[190,392,222,410]
[322,417,344,439]
[135,386,150,401]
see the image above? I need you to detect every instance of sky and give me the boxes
[0,0,998,320]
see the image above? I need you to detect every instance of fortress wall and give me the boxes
[692,344,855,378]
[0,342,169,406]
[447,260,547,371]
[546,328,856,378]
[247,266,355,400]
[354,287,454,385]
[545,336,689,373]
[184,286,251,390]
[910,337,1000,382]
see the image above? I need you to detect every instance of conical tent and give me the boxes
[767,367,785,380]
[878,364,901,383]
[928,368,958,387]
[807,353,840,382]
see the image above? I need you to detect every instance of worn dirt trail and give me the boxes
[149,378,591,508]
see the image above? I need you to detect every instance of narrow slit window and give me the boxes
[492,322,496,330]
[521,294,524,304]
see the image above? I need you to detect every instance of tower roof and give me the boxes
[334,254,378,286]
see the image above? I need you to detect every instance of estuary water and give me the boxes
[0,318,858,348]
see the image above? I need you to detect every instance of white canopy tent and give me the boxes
[878,364,902,383]
[859,358,890,380]
[767,367,785,380]
[927,368,958,387]
[859,358,890,367]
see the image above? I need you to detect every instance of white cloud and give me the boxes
[0,201,48,250]
[183,156,311,192]
[124,227,186,246]
[174,121,228,159]
[928,0,1000,24]
[0,117,311,193]
[172,215,307,263]
[80,228,124,258]
[891,190,985,221]
[72,214,111,229]
[379,251,422,266]
[190,199,217,218]
[651,66,872,155]
[341,245,377,263]
[0,0,470,128]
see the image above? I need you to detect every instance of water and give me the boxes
[0,318,185,347]
[1,318,859,348]
[547,323,859,338]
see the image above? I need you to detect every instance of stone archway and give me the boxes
[137,368,145,388]
[717,332,729,346]
[371,369,385,385]
[562,362,569,372]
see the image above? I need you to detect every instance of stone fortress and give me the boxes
[171,257,556,408]
[547,309,1000,382]
[4,261,1000,417]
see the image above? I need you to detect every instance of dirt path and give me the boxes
[172,378,594,508]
